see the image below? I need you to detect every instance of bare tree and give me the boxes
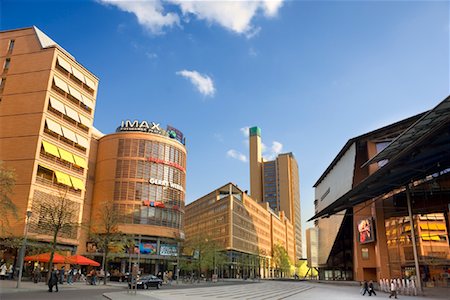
[0,161,17,235]
[33,188,80,276]
[90,200,121,285]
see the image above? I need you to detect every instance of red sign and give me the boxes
[142,200,165,208]
[148,157,185,173]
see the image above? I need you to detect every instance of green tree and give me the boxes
[0,161,17,234]
[272,243,291,277]
[183,234,225,279]
[90,200,121,285]
[34,188,79,277]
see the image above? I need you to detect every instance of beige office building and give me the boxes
[185,183,295,278]
[249,127,302,259]
[0,27,98,251]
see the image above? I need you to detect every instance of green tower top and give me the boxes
[249,126,261,137]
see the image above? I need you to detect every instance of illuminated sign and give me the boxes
[148,157,185,173]
[139,242,157,255]
[116,120,186,145]
[142,200,165,208]
[160,244,178,256]
[149,178,184,192]
[357,218,376,244]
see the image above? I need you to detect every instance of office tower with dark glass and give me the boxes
[249,127,302,259]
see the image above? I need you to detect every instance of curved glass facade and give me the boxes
[112,138,186,229]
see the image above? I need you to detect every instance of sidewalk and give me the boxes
[0,278,122,294]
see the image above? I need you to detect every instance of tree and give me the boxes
[183,234,225,279]
[90,200,121,285]
[272,243,291,277]
[0,161,17,234]
[33,188,79,277]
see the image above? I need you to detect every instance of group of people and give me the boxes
[0,262,14,280]
[360,278,418,298]
[360,280,377,296]
[380,278,418,298]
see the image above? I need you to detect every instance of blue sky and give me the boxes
[2,0,449,255]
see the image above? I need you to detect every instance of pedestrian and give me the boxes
[33,266,42,283]
[0,262,6,280]
[48,266,59,292]
[59,266,65,284]
[389,279,397,299]
[90,268,97,285]
[67,267,74,285]
[362,280,370,296]
[7,264,14,280]
[368,280,376,296]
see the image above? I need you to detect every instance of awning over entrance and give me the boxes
[309,95,450,221]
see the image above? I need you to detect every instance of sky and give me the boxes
[2,0,449,256]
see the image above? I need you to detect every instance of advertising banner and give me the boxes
[140,242,157,255]
[357,218,376,244]
[160,244,178,256]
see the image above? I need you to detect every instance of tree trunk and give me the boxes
[103,243,109,285]
[47,229,59,282]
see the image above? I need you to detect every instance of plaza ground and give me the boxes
[1,279,448,300]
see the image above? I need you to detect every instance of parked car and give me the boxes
[128,275,162,289]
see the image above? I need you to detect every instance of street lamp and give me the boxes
[16,210,32,289]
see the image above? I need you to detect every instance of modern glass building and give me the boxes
[88,121,187,275]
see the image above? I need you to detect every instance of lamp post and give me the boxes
[16,210,32,289]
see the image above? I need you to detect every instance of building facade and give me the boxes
[0,27,98,252]
[184,183,296,279]
[88,120,187,275]
[249,127,302,259]
[311,97,450,289]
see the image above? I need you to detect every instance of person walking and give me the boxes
[7,264,13,280]
[67,267,74,285]
[389,279,397,299]
[0,262,7,280]
[59,266,65,284]
[48,267,59,292]
[368,280,376,296]
[362,280,370,296]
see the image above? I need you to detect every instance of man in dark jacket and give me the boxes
[48,267,59,292]
[362,281,370,296]
[369,280,377,296]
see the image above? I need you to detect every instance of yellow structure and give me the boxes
[185,183,296,278]
[249,127,302,259]
[0,27,98,249]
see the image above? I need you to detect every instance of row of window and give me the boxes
[112,203,182,229]
[55,56,96,95]
[44,118,89,153]
[118,139,186,168]
[115,159,185,185]
[113,181,184,205]
[52,76,93,115]
[48,95,91,133]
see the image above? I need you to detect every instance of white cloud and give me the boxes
[171,0,284,36]
[263,141,283,160]
[98,0,180,34]
[227,149,248,162]
[240,126,250,137]
[176,70,215,96]
[98,0,284,36]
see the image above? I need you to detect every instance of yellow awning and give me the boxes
[58,148,75,164]
[70,176,85,190]
[420,223,446,231]
[54,171,73,187]
[42,141,60,158]
[73,154,87,169]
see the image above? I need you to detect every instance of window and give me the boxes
[0,78,5,89]
[4,58,10,70]
[8,40,15,52]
